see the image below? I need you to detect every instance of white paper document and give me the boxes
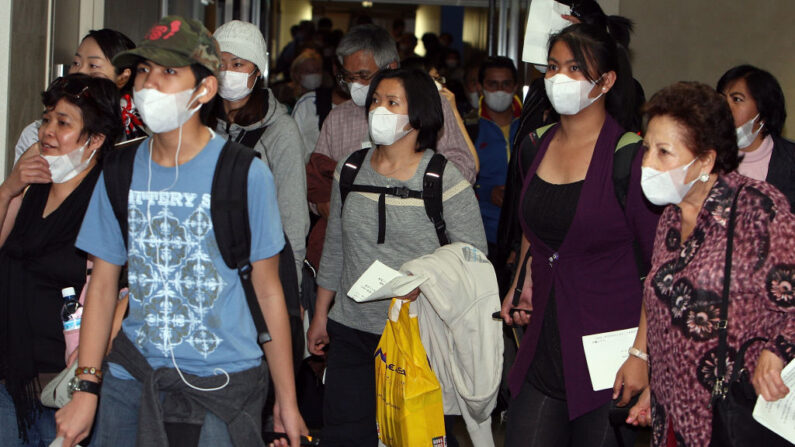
[347,260,427,303]
[522,0,572,64]
[752,359,795,443]
[582,327,638,391]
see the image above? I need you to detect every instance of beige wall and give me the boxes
[278,0,311,53]
[415,5,441,56]
[0,0,10,178]
[621,0,795,138]
[4,0,49,176]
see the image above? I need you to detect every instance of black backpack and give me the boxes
[339,148,450,246]
[315,87,333,131]
[102,139,297,349]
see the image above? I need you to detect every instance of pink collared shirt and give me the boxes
[737,135,774,181]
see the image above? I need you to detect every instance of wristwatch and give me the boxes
[67,377,100,397]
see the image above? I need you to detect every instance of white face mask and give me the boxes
[434,80,443,91]
[43,139,96,183]
[348,81,369,107]
[134,86,207,134]
[301,73,322,91]
[218,70,255,101]
[640,158,698,206]
[467,91,480,109]
[736,114,764,149]
[483,90,513,113]
[544,73,603,115]
[368,106,412,146]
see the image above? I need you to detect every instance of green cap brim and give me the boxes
[113,47,196,70]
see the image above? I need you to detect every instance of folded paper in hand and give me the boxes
[582,327,638,391]
[752,359,795,444]
[348,260,428,303]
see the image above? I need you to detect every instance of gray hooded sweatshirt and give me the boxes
[216,89,309,283]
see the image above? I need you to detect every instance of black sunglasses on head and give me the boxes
[49,77,92,102]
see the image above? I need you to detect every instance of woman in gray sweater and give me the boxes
[307,68,487,446]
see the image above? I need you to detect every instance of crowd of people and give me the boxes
[0,1,792,446]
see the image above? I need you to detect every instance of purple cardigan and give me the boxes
[509,115,661,419]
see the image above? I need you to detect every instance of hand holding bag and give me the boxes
[40,361,77,408]
[375,298,447,447]
[709,186,789,446]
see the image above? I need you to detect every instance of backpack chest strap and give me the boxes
[346,184,423,244]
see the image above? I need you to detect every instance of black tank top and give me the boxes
[522,174,584,399]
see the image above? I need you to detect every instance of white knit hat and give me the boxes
[213,20,268,74]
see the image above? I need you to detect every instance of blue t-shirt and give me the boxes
[77,133,284,378]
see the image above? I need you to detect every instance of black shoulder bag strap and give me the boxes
[713,185,744,401]
[103,142,141,249]
[422,153,449,246]
[211,140,271,345]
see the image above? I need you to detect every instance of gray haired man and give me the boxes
[307,24,476,219]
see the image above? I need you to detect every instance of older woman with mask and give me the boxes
[0,74,121,446]
[624,82,794,446]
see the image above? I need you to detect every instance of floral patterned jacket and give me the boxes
[645,171,794,446]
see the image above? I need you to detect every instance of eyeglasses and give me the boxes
[335,68,381,85]
[49,77,92,102]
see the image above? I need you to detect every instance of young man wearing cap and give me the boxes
[54,16,306,447]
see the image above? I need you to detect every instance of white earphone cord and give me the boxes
[146,120,228,392]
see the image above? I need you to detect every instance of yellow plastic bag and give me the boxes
[375,298,446,447]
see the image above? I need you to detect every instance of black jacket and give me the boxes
[766,136,795,212]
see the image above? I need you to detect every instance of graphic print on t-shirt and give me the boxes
[127,189,227,359]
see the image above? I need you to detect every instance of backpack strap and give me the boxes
[519,124,555,181]
[103,141,141,250]
[610,131,648,279]
[315,87,333,130]
[422,153,449,246]
[339,148,370,211]
[210,140,271,345]
[612,132,643,211]
[534,123,555,141]
[235,126,268,149]
[339,148,450,246]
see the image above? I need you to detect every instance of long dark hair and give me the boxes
[206,79,270,129]
[548,23,639,131]
[42,74,122,160]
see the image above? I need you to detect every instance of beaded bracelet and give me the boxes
[75,366,103,381]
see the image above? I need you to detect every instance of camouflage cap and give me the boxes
[113,16,220,76]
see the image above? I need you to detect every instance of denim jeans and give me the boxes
[90,370,234,447]
[0,383,57,447]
